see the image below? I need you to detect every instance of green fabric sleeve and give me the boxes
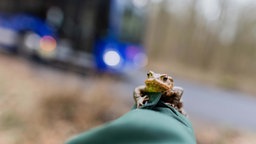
[66,93,196,144]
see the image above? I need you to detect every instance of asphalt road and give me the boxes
[126,71,256,132]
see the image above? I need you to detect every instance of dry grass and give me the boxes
[0,77,130,144]
[195,123,256,144]
[0,54,130,144]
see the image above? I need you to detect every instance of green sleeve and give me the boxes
[66,93,196,144]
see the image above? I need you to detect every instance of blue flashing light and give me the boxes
[94,37,147,73]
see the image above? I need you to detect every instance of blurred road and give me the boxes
[127,71,256,132]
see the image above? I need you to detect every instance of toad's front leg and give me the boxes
[133,85,149,108]
[172,87,187,116]
[172,86,184,100]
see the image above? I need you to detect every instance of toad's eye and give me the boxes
[162,76,168,82]
[147,72,153,78]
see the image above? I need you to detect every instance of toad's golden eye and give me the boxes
[161,76,168,82]
[147,72,153,78]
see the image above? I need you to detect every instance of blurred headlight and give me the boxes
[24,33,40,50]
[39,36,57,53]
[38,36,57,59]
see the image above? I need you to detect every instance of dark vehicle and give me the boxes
[0,14,57,57]
[0,0,149,73]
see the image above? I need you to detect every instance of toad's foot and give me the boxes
[136,95,149,108]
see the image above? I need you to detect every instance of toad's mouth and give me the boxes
[144,79,171,92]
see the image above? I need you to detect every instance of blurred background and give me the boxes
[1,0,256,143]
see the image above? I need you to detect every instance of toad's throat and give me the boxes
[144,79,171,92]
